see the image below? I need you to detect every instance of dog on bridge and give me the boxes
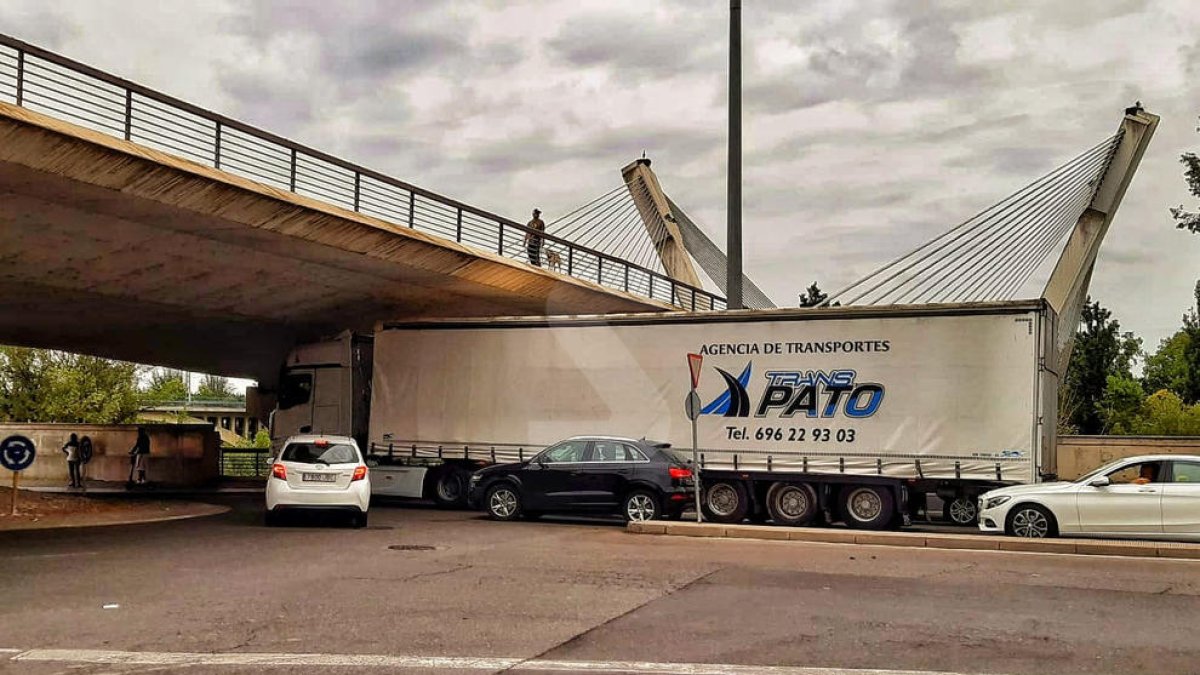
[544,247,563,272]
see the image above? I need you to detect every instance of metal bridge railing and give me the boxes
[0,34,725,312]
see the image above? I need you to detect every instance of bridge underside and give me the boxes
[0,104,666,382]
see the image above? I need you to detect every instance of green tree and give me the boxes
[196,374,239,401]
[1182,281,1200,403]
[235,428,271,449]
[1097,375,1145,434]
[0,347,141,423]
[1170,130,1200,233]
[1062,298,1141,434]
[142,368,189,403]
[1143,331,1192,401]
[798,282,828,307]
[1129,390,1200,435]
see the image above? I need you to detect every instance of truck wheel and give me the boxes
[840,485,894,530]
[485,483,522,521]
[1005,503,1057,538]
[432,467,469,509]
[622,490,660,522]
[766,482,817,526]
[943,496,979,526]
[702,480,749,523]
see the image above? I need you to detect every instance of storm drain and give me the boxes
[388,544,438,552]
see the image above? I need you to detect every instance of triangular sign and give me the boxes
[687,353,703,390]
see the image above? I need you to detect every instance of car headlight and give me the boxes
[983,495,1012,510]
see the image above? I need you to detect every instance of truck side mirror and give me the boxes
[1088,476,1111,488]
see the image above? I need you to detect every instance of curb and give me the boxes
[0,504,231,532]
[627,521,1200,560]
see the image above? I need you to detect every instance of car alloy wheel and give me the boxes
[489,487,518,519]
[1010,507,1050,538]
[947,497,978,525]
[625,493,657,522]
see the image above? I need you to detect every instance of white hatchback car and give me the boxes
[979,454,1200,540]
[265,435,371,527]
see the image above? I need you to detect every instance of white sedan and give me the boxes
[265,435,371,527]
[978,454,1200,540]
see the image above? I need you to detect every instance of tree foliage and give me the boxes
[196,374,240,401]
[1062,298,1141,434]
[1171,143,1200,234]
[0,347,142,424]
[141,368,189,404]
[798,282,838,307]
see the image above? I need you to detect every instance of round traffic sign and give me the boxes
[685,390,702,421]
[0,435,36,472]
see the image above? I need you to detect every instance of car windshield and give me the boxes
[281,442,358,465]
[1075,458,1136,484]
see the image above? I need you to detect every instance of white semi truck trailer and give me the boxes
[267,300,1058,529]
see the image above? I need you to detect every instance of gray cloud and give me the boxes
[546,11,720,79]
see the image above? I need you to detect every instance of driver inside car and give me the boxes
[1133,464,1158,485]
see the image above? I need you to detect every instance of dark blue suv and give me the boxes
[467,437,695,522]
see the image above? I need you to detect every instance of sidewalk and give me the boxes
[0,486,230,532]
[23,479,263,496]
[628,520,1200,560]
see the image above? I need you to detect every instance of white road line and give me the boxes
[11,648,993,675]
[0,648,22,653]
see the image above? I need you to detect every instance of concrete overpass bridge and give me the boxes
[0,35,723,384]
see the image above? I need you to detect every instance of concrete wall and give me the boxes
[1057,435,1200,480]
[0,423,220,487]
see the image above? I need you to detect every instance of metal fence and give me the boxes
[0,34,725,311]
[219,448,270,479]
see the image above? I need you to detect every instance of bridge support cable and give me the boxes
[822,131,1124,308]
[918,141,1121,304]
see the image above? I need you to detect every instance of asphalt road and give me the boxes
[1,496,1198,675]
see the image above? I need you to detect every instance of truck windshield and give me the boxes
[282,442,358,465]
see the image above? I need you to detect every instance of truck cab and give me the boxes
[269,332,373,455]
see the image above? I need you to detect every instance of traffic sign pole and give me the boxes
[1,434,38,515]
[686,354,704,523]
[691,393,701,523]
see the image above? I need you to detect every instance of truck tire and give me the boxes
[622,490,660,522]
[701,480,749,523]
[942,496,979,526]
[1005,503,1057,538]
[840,485,894,530]
[431,467,470,509]
[485,482,522,521]
[765,482,818,526]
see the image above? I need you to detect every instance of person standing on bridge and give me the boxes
[524,208,545,267]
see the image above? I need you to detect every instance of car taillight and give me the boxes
[351,465,368,481]
[271,463,287,480]
[669,466,692,479]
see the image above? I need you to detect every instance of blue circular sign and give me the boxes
[0,435,36,472]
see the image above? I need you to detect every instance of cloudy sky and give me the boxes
[3,0,1199,354]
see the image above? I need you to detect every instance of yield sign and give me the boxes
[687,353,703,390]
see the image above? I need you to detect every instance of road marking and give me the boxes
[12,648,991,674]
[0,648,22,653]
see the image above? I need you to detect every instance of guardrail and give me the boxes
[219,448,270,479]
[0,34,725,311]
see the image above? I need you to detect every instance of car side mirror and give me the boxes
[1088,476,1111,488]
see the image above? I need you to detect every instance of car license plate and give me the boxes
[302,473,336,483]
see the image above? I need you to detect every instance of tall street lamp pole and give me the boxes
[727,0,743,310]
